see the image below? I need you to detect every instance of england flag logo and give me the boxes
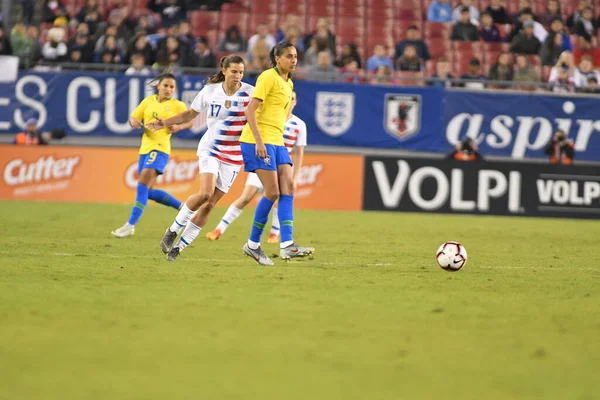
[315,92,355,137]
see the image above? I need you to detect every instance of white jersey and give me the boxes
[283,115,307,152]
[191,82,254,165]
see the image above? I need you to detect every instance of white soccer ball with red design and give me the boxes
[436,241,467,271]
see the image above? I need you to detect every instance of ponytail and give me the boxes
[206,54,246,85]
[148,71,177,91]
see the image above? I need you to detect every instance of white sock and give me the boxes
[270,207,280,235]
[177,221,201,251]
[247,239,260,250]
[217,205,243,233]
[170,203,194,234]
[280,240,293,249]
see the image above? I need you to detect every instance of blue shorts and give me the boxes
[138,150,169,175]
[240,143,292,172]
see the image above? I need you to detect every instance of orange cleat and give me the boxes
[206,229,222,241]
[267,232,279,244]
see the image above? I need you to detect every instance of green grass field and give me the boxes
[0,200,598,400]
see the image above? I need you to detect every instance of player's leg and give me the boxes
[112,152,161,238]
[159,156,218,253]
[148,189,182,210]
[275,147,314,260]
[267,198,280,244]
[167,161,240,261]
[207,175,261,240]
[240,143,278,266]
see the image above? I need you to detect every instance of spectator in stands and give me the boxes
[42,27,68,63]
[10,24,31,67]
[485,0,510,24]
[42,0,69,24]
[98,35,124,63]
[550,64,576,93]
[574,7,596,41]
[129,34,155,65]
[341,60,364,84]
[427,0,453,23]
[451,7,480,41]
[193,36,217,69]
[103,9,134,41]
[479,12,502,42]
[0,24,11,55]
[69,32,95,63]
[452,0,480,24]
[275,14,303,44]
[548,18,572,52]
[81,8,102,38]
[428,57,454,87]
[540,0,562,27]
[334,43,362,69]
[147,0,187,28]
[574,55,600,87]
[447,138,483,161]
[510,20,541,54]
[125,53,152,75]
[488,51,513,85]
[100,48,118,65]
[396,45,423,72]
[308,50,337,82]
[103,0,129,21]
[75,0,100,23]
[21,0,35,25]
[512,0,538,24]
[177,21,196,48]
[548,51,576,82]
[247,22,276,60]
[373,65,393,85]
[283,25,305,58]
[574,36,600,66]
[508,8,547,44]
[545,129,574,165]
[367,44,394,72]
[135,15,157,36]
[567,0,591,31]
[304,37,333,67]
[304,17,336,56]
[249,37,271,70]
[395,25,430,61]
[217,25,246,53]
[95,25,127,58]
[459,57,487,89]
[513,54,540,90]
[540,32,564,66]
[25,26,42,66]
[581,76,600,93]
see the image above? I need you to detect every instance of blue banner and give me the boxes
[2,71,600,161]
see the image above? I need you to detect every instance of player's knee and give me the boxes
[263,189,280,202]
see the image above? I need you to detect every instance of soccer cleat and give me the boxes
[160,228,178,253]
[280,243,315,261]
[267,232,279,244]
[111,223,135,238]
[206,229,222,241]
[243,243,274,266]
[166,246,180,262]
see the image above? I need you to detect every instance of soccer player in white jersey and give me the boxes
[206,90,306,243]
[146,55,254,261]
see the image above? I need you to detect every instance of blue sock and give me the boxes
[128,184,149,225]
[278,194,294,243]
[149,189,182,209]
[249,197,275,243]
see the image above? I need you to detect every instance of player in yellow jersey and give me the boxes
[239,41,314,266]
[111,73,192,238]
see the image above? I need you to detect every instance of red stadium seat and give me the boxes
[219,11,249,38]
[424,23,452,39]
[247,0,277,14]
[190,11,219,38]
[248,13,278,36]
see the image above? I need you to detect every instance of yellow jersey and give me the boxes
[240,68,293,146]
[131,95,188,155]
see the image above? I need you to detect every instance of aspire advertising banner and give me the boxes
[363,155,600,219]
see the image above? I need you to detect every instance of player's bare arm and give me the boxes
[147,109,199,132]
[129,116,142,129]
[244,98,266,158]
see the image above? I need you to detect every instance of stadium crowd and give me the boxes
[1,0,600,92]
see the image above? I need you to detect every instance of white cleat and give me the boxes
[111,223,135,238]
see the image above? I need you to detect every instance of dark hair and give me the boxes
[469,57,481,66]
[269,41,296,68]
[206,55,245,84]
[149,72,177,89]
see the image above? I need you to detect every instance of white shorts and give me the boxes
[198,156,241,194]
[245,172,264,193]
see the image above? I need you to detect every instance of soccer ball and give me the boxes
[436,241,467,272]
